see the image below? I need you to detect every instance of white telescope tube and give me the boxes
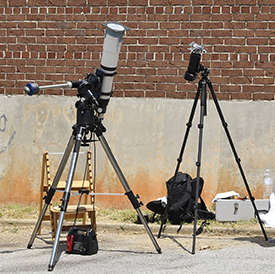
[99,22,129,113]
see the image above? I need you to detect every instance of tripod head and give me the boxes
[199,64,210,79]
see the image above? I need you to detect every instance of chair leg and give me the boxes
[51,211,59,244]
[89,211,96,232]
[82,211,87,226]
[50,211,55,243]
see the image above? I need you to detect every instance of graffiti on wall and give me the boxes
[0,114,16,154]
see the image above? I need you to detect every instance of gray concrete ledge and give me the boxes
[1,218,274,237]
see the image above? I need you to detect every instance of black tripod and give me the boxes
[27,86,161,271]
[157,65,268,253]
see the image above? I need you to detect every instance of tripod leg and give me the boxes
[27,135,75,249]
[48,127,85,271]
[158,86,201,238]
[208,80,268,241]
[95,128,161,254]
[192,78,207,254]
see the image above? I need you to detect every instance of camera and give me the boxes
[184,42,206,82]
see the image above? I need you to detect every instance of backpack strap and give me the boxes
[197,196,215,220]
[177,221,183,233]
[195,220,210,235]
[199,195,207,210]
[152,212,157,223]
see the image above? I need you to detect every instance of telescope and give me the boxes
[25,22,162,271]
[184,42,207,82]
[24,21,130,116]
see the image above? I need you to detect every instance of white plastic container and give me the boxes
[263,169,273,199]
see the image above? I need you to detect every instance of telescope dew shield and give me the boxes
[99,22,129,113]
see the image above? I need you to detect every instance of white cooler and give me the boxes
[215,199,270,221]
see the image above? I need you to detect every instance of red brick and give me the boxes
[256,30,275,37]
[106,13,126,21]
[203,22,223,29]
[220,84,242,92]
[214,0,234,4]
[240,6,250,13]
[234,14,254,21]
[264,86,275,93]
[247,22,268,29]
[236,0,256,4]
[67,0,86,5]
[125,90,144,97]
[156,83,176,92]
[235,46,257,53]
[203,37,223,45]
[146,75,166,83]
[28,0,47,5]
[87,0,107,5]
[148,14,168,21]
[222,70,242,77]
[233,29,254,37]
[46,0,66,5]
[167,91,187,99]
[224,22,246,29]
[147,30,167,37]
[253,93,274,101]
[159,37,180,45]
[165,6,173,14]
[192,0,211,4]
[156,7,164,14]
[233,61,254,68]
[225,38,246,45]
[212,14,233,21]
[150,0,171,4]
[9,0,27,6]
[266,70,275,77]
[129,0,148,4]
[0,66,15,73]
[134,83,155,91]
[146,91,166,98]
[169,14,190,21]
[212,92,231,100]
[171,0,191,4]
[254,78,274,85]
[258,0,275,4]
[231,93,252,100]
[247,38,269,45]
[186,91,199,99]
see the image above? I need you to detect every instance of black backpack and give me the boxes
[166,172,193,224]
[147,172,215,231]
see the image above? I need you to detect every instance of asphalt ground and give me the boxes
[1,219,275,273]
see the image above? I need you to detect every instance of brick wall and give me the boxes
[0,0,274,100]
